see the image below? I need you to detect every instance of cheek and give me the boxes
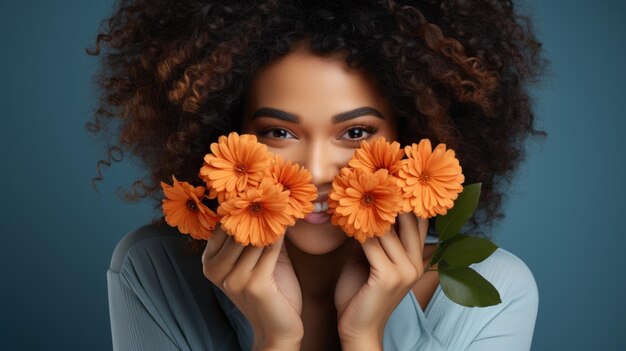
[378,122,399,143]
[265,145,304,164]
[329,146,362,167]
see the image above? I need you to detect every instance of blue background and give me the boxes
[1,1,624,349]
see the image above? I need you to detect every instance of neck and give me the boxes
[285,236,354,301]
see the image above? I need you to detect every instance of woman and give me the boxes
[89,1,547,350]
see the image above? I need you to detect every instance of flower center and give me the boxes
[248,202,263,216]
[186,200,198,211]
[418,172,431,184]
[361,192,375,207]
[234,162,248,175]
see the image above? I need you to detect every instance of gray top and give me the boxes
[107,223,538,350]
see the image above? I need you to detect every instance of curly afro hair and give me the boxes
[86,0,548,249]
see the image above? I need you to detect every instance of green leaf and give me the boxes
[440,235,498,267]
[429,245,444,267]
[435,183,482,241]
[428,234,465,265]
[439,267,502,307]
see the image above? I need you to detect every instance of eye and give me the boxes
[261,127,296,139]
[340,124,377,141]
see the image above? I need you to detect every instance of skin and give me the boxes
[202,40,440,351]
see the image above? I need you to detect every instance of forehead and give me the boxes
[244,46,393,120]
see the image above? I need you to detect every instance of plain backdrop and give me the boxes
[1,0,624,350]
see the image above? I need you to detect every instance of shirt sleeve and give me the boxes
[383,248,539,351]
[107,268,181,351]
[209,283,255,350]
[465,250,539,351]
[106,225,242,351]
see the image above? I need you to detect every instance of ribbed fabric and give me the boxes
[108,223,538,350]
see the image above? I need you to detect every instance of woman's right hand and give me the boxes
[202,225,303,351]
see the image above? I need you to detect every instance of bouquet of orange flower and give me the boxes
[161,132,317,247]
[161,132,501,307]
[329,137,501,307]
[328,137,465,242]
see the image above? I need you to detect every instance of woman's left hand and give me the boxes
[334,213,428,349]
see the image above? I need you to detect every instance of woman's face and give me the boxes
[241,42,398,255]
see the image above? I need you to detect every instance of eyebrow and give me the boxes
[251,106,386,124]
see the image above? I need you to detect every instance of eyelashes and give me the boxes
[258,124,379,143]
[339,124,377,142]
[258,126,298,140]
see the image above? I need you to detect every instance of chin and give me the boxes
[285,220,349,255]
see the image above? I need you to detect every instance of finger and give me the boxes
[418,217,429,247]
[255,234,286,276]
[378,226,411,266]
[361,236,392,271]
[229,245,265,280]
[397,213,423,267]
[207,235,246,281]
[203,224,228,260]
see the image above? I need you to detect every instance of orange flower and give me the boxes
[349,137,405,177]
[199,132,271,201]
[217,178,295,247]
[267,154,318,218]
[207,186,235,204]
[398,139,465,218]
[328,167,357,236]
[161,175,219,240]
[328,167,403,243]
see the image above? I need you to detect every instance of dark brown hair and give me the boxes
[86,0,548,251]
